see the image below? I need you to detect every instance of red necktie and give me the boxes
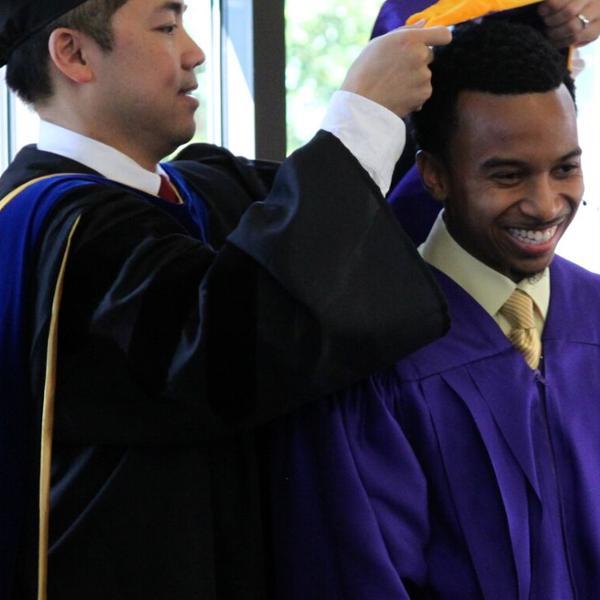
[158,175,180,204]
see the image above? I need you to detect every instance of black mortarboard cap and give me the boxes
[0,0,89,67]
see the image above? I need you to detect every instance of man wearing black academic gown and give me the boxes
[271,20,599,599]
[0,0,453,598]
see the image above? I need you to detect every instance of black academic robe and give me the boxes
[0,131,448,599]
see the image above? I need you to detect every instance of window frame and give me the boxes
[220,0,286,160]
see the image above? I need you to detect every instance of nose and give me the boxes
[520,175,564,222]
[182,28,206,70]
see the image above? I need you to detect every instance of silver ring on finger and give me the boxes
[577,13,591,29]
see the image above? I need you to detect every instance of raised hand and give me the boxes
[341,25,452,117]
[539,0,600,47]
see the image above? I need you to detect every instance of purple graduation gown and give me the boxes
[271,255,600,599]
[388,164,441,246]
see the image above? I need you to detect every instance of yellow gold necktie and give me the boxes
[499,289,541,370]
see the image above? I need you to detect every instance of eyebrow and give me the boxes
[480,148,583,170]
[156,1,187,15]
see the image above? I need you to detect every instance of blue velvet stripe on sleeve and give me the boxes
[161,162,210,244]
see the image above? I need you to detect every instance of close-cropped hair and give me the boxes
[6,0,128,105]
[411,19,576,159]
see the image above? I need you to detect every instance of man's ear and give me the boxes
[416,150,449,202]
[48,28,94,84]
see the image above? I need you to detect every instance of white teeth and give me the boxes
[508,225,558,245]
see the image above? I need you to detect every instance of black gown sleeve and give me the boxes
[35,131,447,445]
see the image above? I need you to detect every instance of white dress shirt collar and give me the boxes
[37,120,164,196]
[39,90,404,200]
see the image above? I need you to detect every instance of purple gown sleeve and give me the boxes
[270,375,429,599]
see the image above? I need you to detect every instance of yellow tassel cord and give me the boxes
[407,0,543,28]
[37,216,82,600]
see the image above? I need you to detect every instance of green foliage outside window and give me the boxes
[286,1,379,153]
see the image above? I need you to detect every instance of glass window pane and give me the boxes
[221,0,256,157]
[557,44,600,273]
[285,0,379,153]
[0,70,10,171]
[10,93,39,155]
[0,68,40,167]
[184,0,218,146]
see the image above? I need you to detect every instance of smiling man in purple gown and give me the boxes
[271,19,600,599]
[377,0,600,247]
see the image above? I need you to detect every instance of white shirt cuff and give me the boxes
[320,90,406,196]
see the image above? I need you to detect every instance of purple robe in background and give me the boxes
[271,255,600,599]
[388,164,442,245]
[370,0,435,38]
[371,0,544,39]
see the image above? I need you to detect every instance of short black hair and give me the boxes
[6,0,128,105]
[411,19,576,159]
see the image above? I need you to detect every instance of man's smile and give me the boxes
[507,223,559,246]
